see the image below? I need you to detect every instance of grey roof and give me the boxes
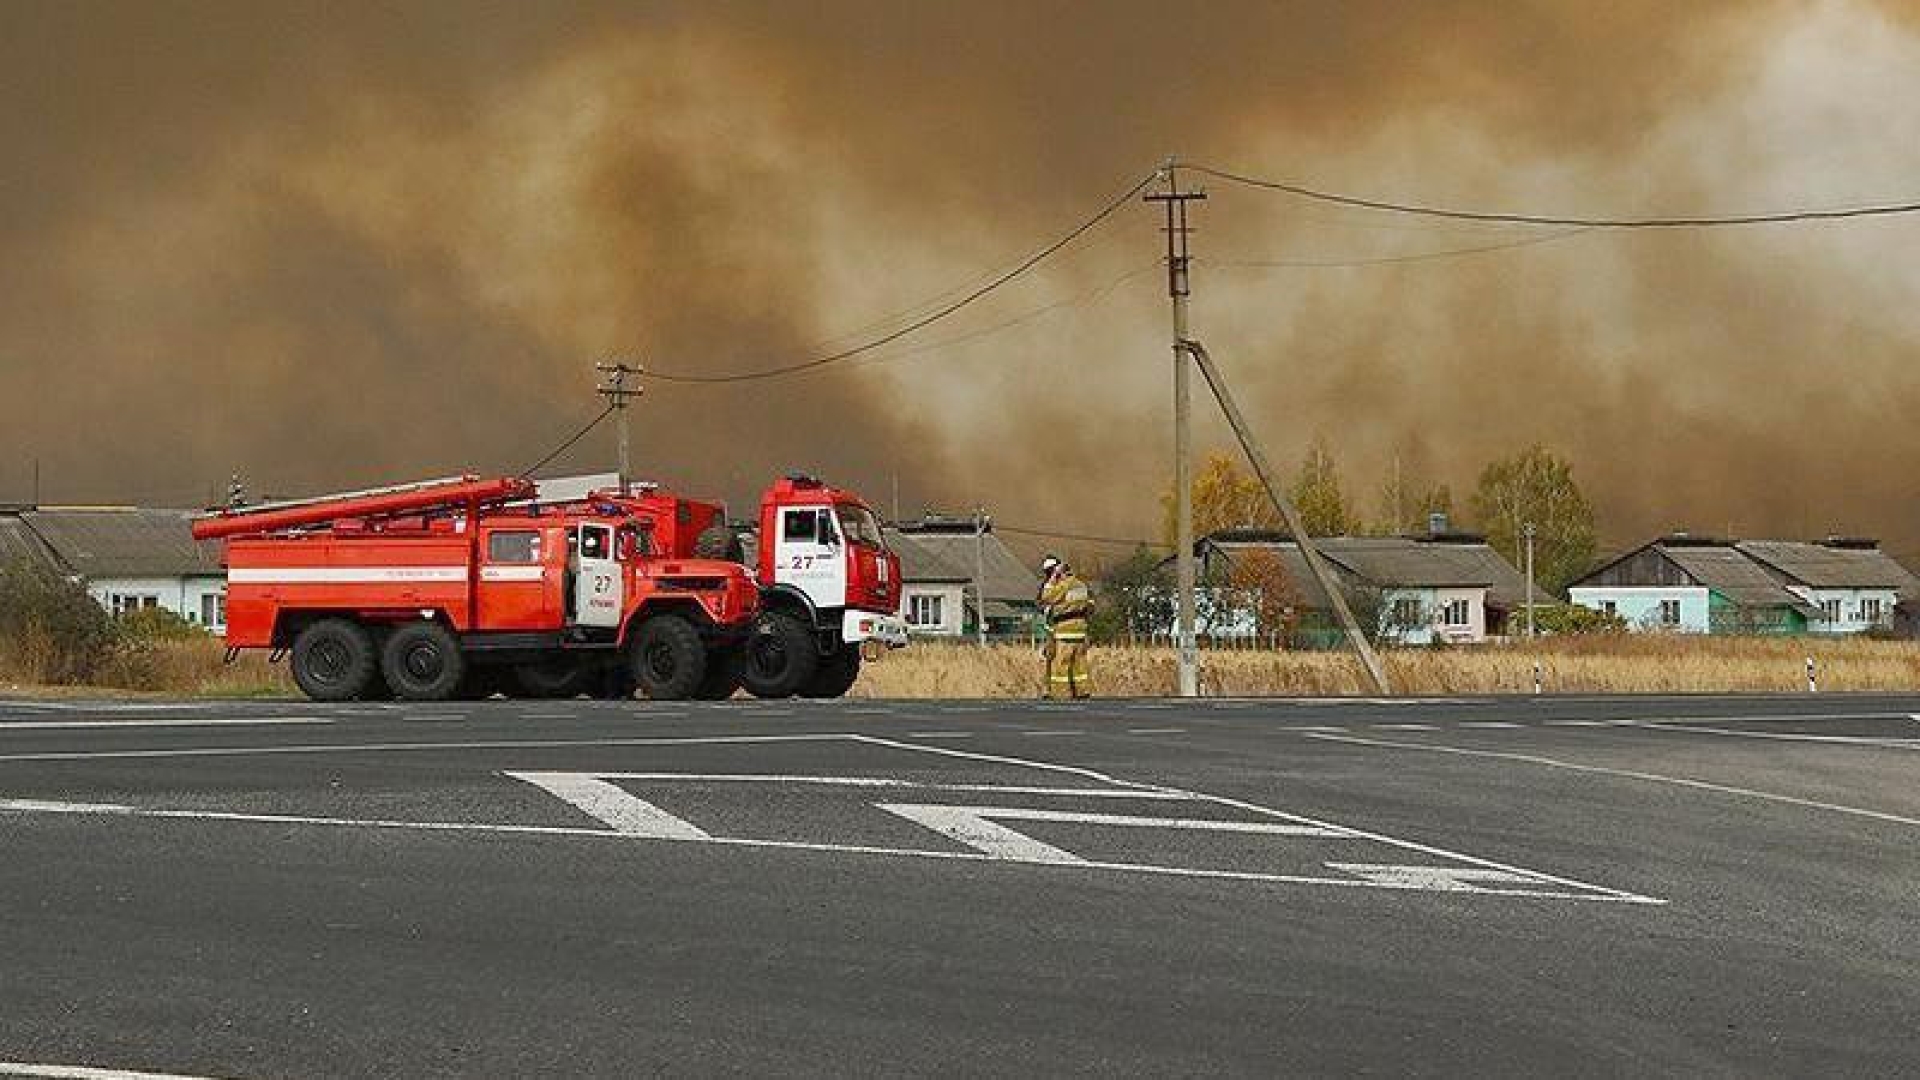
[885,527,1040,604]
[0,515,59,571]
[1736,541,1920,594]
[20,509,222,578]
[1658,545,1814,612]
[1201,535,1542,609]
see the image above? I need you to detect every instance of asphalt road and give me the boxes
[1,691,1916,1077]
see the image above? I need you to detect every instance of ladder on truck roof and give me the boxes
[191,475,535,540]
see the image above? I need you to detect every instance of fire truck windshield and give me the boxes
[834,504,886,550]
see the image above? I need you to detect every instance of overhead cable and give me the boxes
[518,403,615,478]
[1188,163,1920,228]
[644,171,1160,384]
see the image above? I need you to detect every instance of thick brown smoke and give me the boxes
[6,1,1920,564]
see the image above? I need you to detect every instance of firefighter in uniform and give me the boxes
[1037,555,1093,699]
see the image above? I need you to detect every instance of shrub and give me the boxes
[0,557,117,683]
[1532,602,1626,636]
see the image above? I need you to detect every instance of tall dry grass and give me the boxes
[0,634,291,698]
[851,636,1920,698]
[7,631,1918,700]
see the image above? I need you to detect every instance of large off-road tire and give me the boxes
[741,610,819,699]
[799,644,861,699]
[380,621,466,702]
[510,656,597,699]
[629,616,707,700]
[693,523,745,563]
[694,644,746,700]
[291,618,378,702]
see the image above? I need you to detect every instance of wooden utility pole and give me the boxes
[1146,163,1206,697]
[595,360,644,493]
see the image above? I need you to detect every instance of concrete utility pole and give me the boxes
[1523,522,1537,638]
[1146,163,1206,697]
[1180,339,1393,695]
[595,361,644,493]
[973,508,989,647]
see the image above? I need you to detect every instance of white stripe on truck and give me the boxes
[228,566,468,584]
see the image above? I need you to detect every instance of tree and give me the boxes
[1091,546,1173,642]
[1227,547,1300,639]
[1290,437,1353,537]
[1375,466,1454,536]
[1468,445,1597,594]
[1160,452,1278,547]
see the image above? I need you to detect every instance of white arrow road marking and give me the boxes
[876,803,1350,863]
[504,771,709,839]
[0,1063,234,1079]
[1325,865,1561,892]
[875,804,1086,864]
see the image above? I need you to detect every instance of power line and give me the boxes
[996,523,1170,550]
[644,171,1160,384]
[518,403,616,479]
[1189,162,1920,228]
[1202,227,1590,269]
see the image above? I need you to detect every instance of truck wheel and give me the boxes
[741,611,819,699]
[511,657,595,699]
[290,618,378,702]
[799,645,861,699]
[381,621,466,702]
[694,644,745,700]
[629,616,706,700]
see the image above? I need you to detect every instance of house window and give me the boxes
[1601,601,1617,618]
[1441,599,1470,627]
[1391,597,1422,628]
[109,594,159,617]
[1659,599,1681,627]
[201,592,226,627]
[487,530,540,563]
[1860,597,1884,624]
[907,594,944,628]
[1821,598,1842,623]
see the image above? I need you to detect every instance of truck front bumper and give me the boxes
[841,609,909,648]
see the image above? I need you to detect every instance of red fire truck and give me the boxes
[642,475,907,698]
[191,476,762,702]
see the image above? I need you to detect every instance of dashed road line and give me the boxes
[1020,729,1085,737]
[906,731,973,739]
[1373,723,1439,731]
[1459,722,1522,730]
[1126,727,1187,735]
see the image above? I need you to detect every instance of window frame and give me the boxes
[486,529,542,565]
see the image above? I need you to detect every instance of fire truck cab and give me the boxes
[741,475,907,698]
[195,476,760,702]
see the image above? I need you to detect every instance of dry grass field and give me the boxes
[6,633,1920,700]
[850,636,1920,698]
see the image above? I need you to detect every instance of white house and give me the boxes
[1178,530,1540,645]
[885,518,1042,639]
[1735,539,1917,634]
[0,507,227,630]
[1568,536,1819,634]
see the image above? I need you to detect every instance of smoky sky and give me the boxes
[6,0,1920,563]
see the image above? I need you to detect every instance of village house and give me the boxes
[884,517,1042,639]
[1735,539,1916,633]
[1175,526,1541,645]
[0,506,227,630]
[1567,535,1821,634]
